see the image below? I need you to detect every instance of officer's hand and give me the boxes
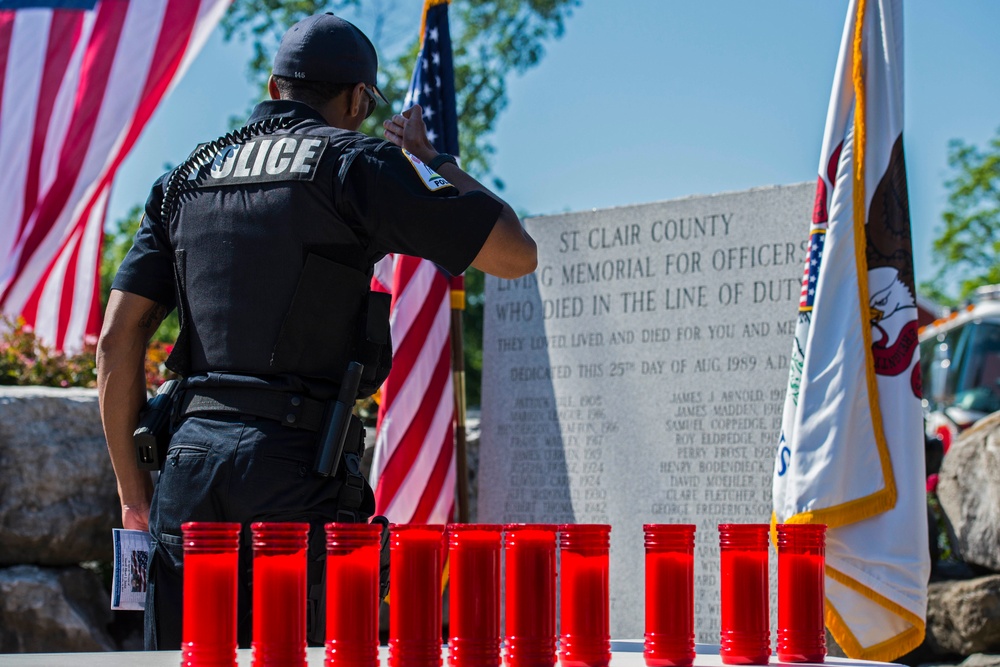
[122,502,150,533]
[383,105,436,163]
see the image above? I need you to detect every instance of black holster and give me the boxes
[134,380,181,470]
[314,362,364,478]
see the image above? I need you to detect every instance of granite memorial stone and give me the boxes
[480,183,813,641]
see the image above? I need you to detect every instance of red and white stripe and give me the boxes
[369,253,456,524]
[0,0,227,351]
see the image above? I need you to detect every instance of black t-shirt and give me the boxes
[113,100,502,310]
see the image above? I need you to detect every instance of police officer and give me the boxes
[97,13,536,650]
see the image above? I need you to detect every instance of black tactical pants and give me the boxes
[144,414,374,650]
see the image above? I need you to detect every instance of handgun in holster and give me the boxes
[134,379,181,471]
[314,362,364,478]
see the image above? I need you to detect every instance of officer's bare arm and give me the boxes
[97,289,168,532]
[383,106,538,279]
[434,162,537,279]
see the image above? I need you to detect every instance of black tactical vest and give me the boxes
[160,114,391,397]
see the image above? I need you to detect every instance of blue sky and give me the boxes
[108,1,1000,297]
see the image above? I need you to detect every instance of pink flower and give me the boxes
[926,473,939,494]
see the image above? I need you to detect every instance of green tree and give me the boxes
[462,267,486,404]
[921,127,1000,305]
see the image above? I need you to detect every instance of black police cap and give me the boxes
[273,13,388,103]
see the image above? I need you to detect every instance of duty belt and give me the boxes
[179,386,328,432]
[178,386,368,519]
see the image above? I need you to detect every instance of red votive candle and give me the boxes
[325,522,383,667]
[181,522,241,667]
[719,524,770,665]
[558,524,611,667]
[777,524,827,663]
[447,524,502,667]
[504,524,558,667]
[643,524,696,667]
[389,524,445,667]
[251,522,309,667]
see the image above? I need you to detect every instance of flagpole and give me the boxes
[450,275,470,522]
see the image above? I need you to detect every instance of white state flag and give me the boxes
[772,0,928,660]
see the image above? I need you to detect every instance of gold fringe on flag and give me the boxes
[419,0,450,47]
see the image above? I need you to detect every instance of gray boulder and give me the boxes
[937,411,1000,572]
[960,655,1000,667]
[0,387,119,565]
[925,575,1000,656]
[0,565,115,652]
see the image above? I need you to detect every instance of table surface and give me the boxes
[0,642,900,667]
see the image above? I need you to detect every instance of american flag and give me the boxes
[797,224,826,312]
[369,0,460,524]
[797,145,839,313]
[0,0,227,351]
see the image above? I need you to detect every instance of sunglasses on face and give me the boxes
[363,86,378,119]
